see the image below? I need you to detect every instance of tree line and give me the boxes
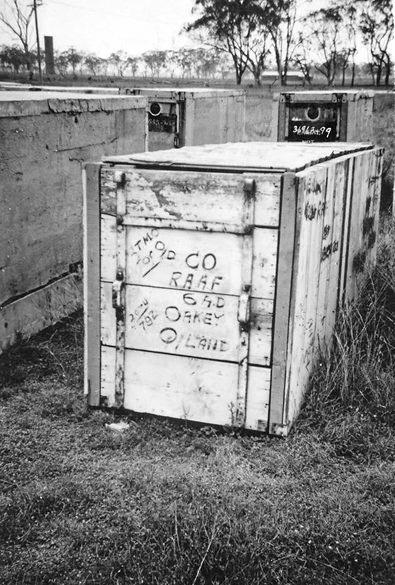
[187,0,393,86]
[0,0,392,86]
[0,46,232,80]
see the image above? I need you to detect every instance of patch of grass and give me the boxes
[372,96,394,212]
[298,218,394,464]
[0,238,394,583]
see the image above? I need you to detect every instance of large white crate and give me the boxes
[84,141,383,435]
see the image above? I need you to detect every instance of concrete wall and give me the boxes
[0,92,147,351]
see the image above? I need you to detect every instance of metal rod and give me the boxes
[33,0,42,83]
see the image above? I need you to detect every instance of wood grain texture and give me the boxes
[101,217,278,300]
[322,160,347,343]
[343,151,377,302]
[283,165,328,428]
[92,144,383,433]
[269,173,297,435]
[114,175,127,408]
[104,142,374,174]
[100,345,270,430]
[101,282,272,366]
[83,163,101,405]
[100,168,281,228]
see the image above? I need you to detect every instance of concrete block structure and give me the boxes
[0,91,147,352]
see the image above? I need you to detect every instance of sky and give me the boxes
[0,0,376,62]
[0,0,197,57]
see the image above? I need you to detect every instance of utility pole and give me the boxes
[33,0,43,83]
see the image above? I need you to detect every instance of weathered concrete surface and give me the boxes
[0,92,147,307]
[245,88,389,143]
[121,87,246,149]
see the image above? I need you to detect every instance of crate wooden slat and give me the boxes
[85,141,383,434]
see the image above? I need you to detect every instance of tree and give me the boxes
[305,6,343,86]
[0,43,34,73]
[54,50,68,76]
[169,48,195,78]
[109,50,129,77]
[292,33,314,86]
[359,0,393,86]
[142,50,167,77]
[0,0,36,75]
[259,0,300,86]
[84,53,101,77]
[341,2,359,86]
[125,56,139,77]
[187,0,261,84]
[187,0,301,85]
[60,47,83,77]
[191,47,221,78]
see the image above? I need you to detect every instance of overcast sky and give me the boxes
[0,0,375,61]
[1,0,197,56]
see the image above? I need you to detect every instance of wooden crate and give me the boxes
[0,91,147,353]
[84,141,383,435]
[270,90,374,143]
[120,87,246,150]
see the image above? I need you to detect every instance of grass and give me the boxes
[0,87,394,584]
[0,219,394,585]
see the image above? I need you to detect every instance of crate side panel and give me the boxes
[101,282,273,366]
[343,150,381,303]
[322,161,348,343]
[283,166,328,427]
[100,345,270,429]
[100,219,278,300]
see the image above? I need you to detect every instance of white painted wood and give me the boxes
[114,174,127,408]
[104,142,373,173]
[269,173,297,434]
[101,283,273,366]
[323,161,347,343]
[101,220,278,300]
[87,143,383,434]
[100,169,281,228]
[100,345,270,430]
[83,164,101,403]
[283,165,328,427]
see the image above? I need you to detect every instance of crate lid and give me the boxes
[103,141,374,173]
[0,91,146,118]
